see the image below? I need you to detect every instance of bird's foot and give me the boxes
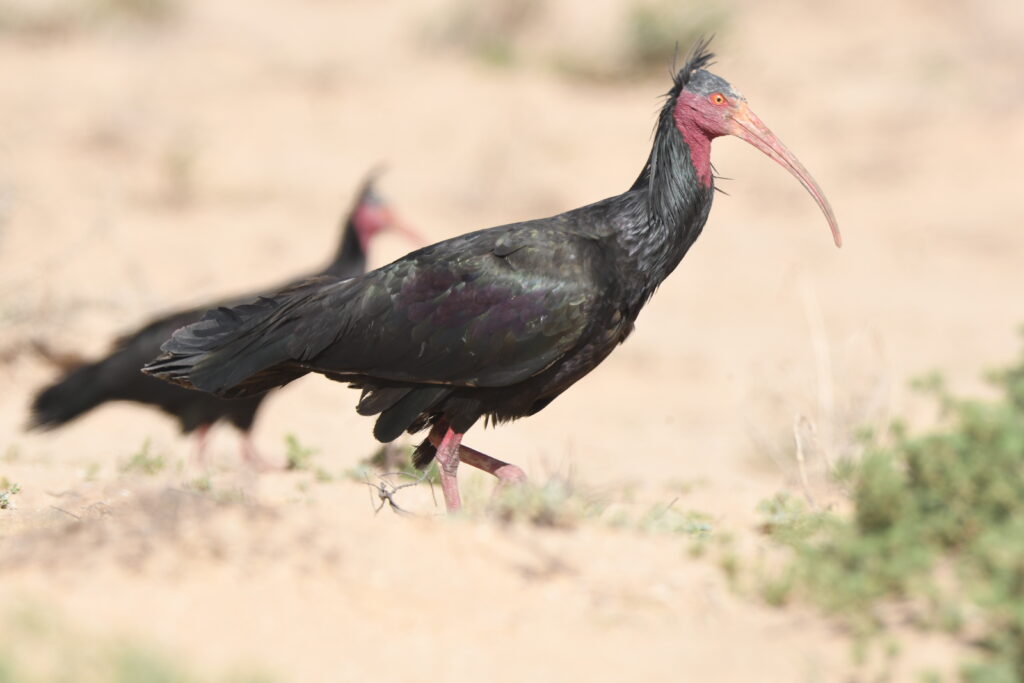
[240,436,277,472]
[458,444,527,491]
[492,463,528,490]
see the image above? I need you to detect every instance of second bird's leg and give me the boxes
[239,433,273,472]
[428,423,463,512]
[193,424,212,469]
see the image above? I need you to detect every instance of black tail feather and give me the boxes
[356,386,411,416]
[29,362,108,430]
[412,437,436,469]
[372,386,449,443]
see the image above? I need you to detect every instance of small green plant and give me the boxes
[756,493,828,545]
[362,443,439,485]
[119,439,165,475]
[0,478,21,510]
[633,502,713,537]
[83,462,101,481]
[624,0,728,74]
[341,462,375,483]
[490,476,606,528]
[284,434,318,471]
[186,475,212,493]
[757,334,1024,678]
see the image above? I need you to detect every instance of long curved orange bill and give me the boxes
[387,213,427,246]
[730,103,842,248]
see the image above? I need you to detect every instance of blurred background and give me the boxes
[0,0,1022,681]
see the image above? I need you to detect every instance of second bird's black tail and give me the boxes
[29,360,113,430]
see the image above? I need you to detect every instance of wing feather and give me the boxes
[306,226,602,388]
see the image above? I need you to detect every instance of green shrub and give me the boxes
[759,334,1024,677]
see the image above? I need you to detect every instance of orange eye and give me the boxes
[709,93,727,106]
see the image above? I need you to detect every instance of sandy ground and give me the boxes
[1,0,1022,680]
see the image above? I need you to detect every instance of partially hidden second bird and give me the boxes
[31,172,418,468]
[144,41,841,508]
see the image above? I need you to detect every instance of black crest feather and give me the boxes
[630,36,718,204]
[668,36,716,99]
[356,163,386,203]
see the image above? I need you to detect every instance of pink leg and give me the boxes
[457,443,527,489]
[240,433,274,472]
[428,423,463,512]
[193,424,212,468]
[427,424,528,512]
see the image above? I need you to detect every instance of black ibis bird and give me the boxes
[145,41,840,507]
[31,172,418,467]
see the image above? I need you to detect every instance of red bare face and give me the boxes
[353,196,422,253]
[674,89,743,139]
[673,81,842,248]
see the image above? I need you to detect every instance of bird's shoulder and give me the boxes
[381,215,612,286]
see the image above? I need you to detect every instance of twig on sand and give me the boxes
[793,414,818,509]
[362,469,436,517]
[49,505,81,520]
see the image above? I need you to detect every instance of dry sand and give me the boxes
[1,0,1022,680]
